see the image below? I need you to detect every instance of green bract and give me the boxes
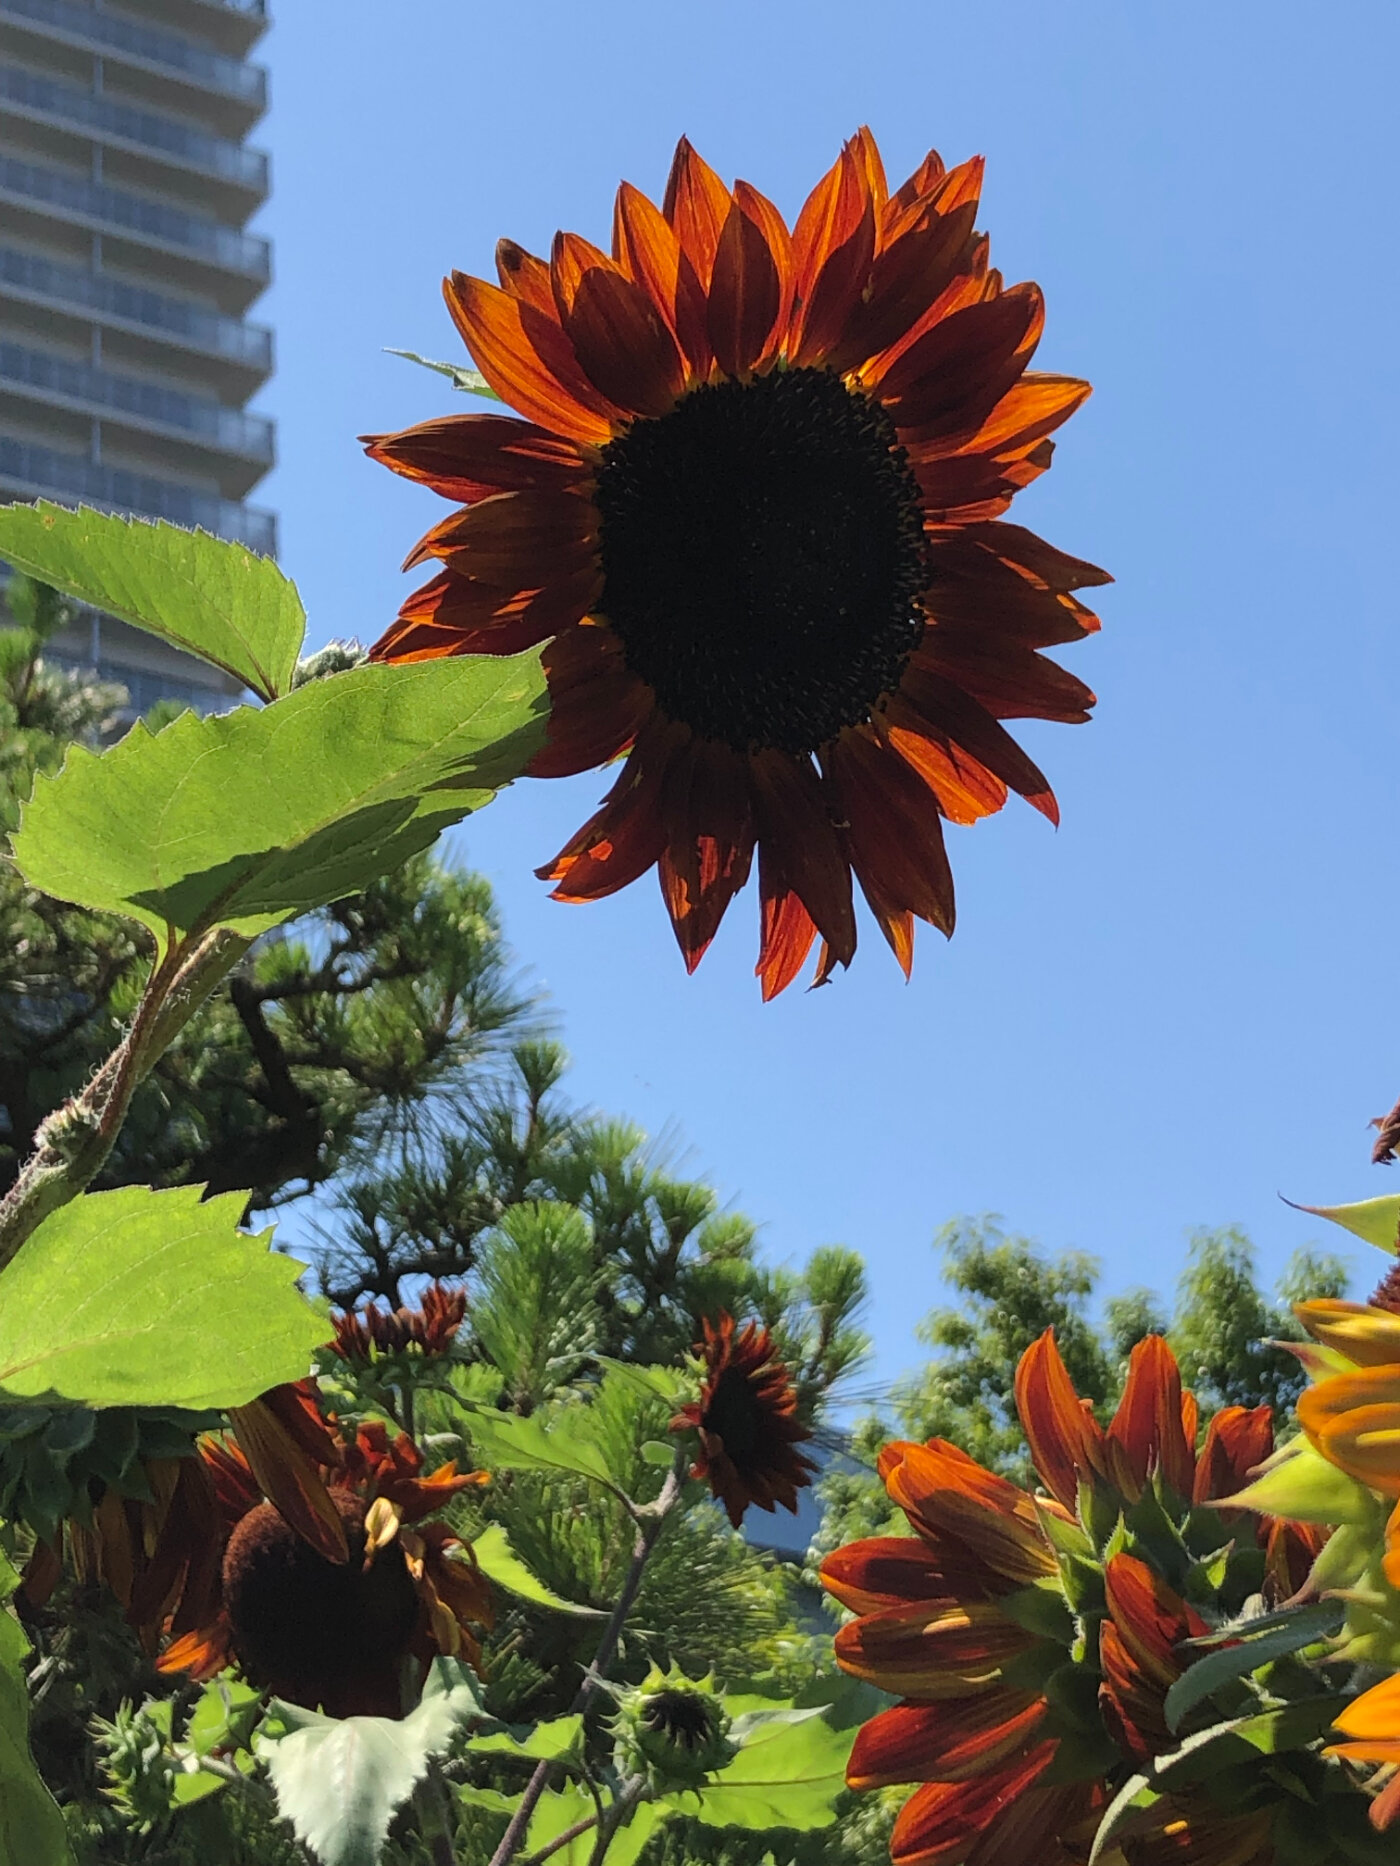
[0,1186,329,1409]
[0,1566,70,1865]
[0,502,305,703]
[10,652,548,950]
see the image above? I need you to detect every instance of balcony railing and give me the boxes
[0,245,272,370]
[0,339,274,459]
[0,0,267,109]
[0,154,270,278]
[0,438,275,549]
[0,64,267,191]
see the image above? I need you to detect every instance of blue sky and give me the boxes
[251,1,1400,1392]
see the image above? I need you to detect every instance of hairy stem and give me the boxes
[0,926,251,1265]
[486,1460,685,1866]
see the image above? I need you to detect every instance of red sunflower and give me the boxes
[153,1413,491,1719]
[366,129,1107,995]
[670,1313,817,1528]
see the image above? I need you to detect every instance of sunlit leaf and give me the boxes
[1163,1599,1345,1730]
[470,1525,604,1618]
[11,652,548,950]
[460,1402,619,1492]
[256,1657,482,1866]
[1214,1440,1379,1526]
[386,349,503,401]
[0,1186,328,1410]
[668,1714,853,1831]
[1287,1194,1400,1255]
[0,501,304,702]
[470,1714,583,1762]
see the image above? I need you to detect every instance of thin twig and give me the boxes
[485,1459,684,1866]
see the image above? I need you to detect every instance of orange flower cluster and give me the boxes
[367,130,1105,994]
[821,1331,1319,1866]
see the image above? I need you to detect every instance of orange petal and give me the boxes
[755,889,819,1000]
[897,661,1059,824]
[530,627,650,778]
[888,1745,1070,1866]
[876,286,1045,439]
[880,1439,1056,1586]
[1193,1405,1274,1506]
[877,705,1008,825]
[790,140,877,367]
[1013,1328,1110,1511]
[662,135,732,286]
[1298,1370,1400,1495]
[1107,1334,1196,1501]
[157,1620,234,1683]
[612,177,710,372]
[848,1692,1045,1790]
[824,194,980,377]
[495,238,556,316]
[889,148,949,221]
[443,271,619,446]
[819,1535,956,1615]
[833,1598,1034,1697]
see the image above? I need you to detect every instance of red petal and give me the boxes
[819,1535,952,1615]
[889,148,949,220]
[1194,1406,1275,1506]
[540,722,682,901]
[917,637,1096,725]
[1108,1334,1195,1501]
[755,888,819,1000]
[848,1693,1045,1790]
[612,177,709,375]
[227,1397,348,1565]
[362,415,588,504]
[751,749,856,963]
[822,728,956,973]
[876,286,1044,439]
[707,193,784,379]
[530,627,651,778]
[790,141,876,367]
[403,489,598,586]
[877,705,1008,825]
[656,740,757,971]
[888,1745,1067,1866]
[923,531,1104,650]
[370,566,600,664]
[1013,1329,1111,1511]
[559,255,686,417]
[443,271,620,446]
[824,194,980,376]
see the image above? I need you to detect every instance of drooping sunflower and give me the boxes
[821,1333,1328,1866]
[670,1312,816,1528]
[152,1412,491,1719]
[366,130,1107,995]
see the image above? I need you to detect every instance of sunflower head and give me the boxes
[670,1313,816,1530]
[330,1282,467,1363]
[367,130,1107,995]
[156,1414,491,1719]
[609,1664,737,1790]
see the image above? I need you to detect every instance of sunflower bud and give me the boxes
[610,1665,737,1791]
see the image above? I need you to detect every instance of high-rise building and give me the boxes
[0,0,273,718]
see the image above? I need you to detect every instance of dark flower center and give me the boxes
[643,1687,718,1751]
[222,1496,419,1718]
[594,367,929,755]
[702,1366,767,1466]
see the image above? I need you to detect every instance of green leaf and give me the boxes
[1163,1599,1346,1730]
[0,1186,329,1409]
[385,349,503,401]
[256,1657,482,1866]
[0,501,304,702]
[461,1401,620,1492]
[186,1675,262,1757]
[470,1525,604,1618]
[469,1714,583,1762]
[1215,1441,1379,1526]
[1287,1195,1400,1254]
[670,1715,853,1832]
[12,652,549,948]
[0,1604,70,1865]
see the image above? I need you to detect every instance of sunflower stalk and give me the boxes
[486,1452,686,1866]
[0,924,251,1266]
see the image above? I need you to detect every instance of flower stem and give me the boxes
[0,926,250,1266]
[485,1459,685,1866]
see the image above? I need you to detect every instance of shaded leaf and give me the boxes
[0,501,303,702]
[0,1596,70,1865]
[1163,1599,1346,1730]
[256,1658,482,1866]
[12,652,548,950]
[471,1525,604,1618]
[0,1186,328,1410]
